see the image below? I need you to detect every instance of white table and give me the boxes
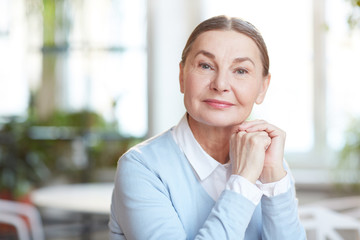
[30,183,114,215]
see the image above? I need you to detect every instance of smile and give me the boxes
[203,99,234,109]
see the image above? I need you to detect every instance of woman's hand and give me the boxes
[230,120,287,184]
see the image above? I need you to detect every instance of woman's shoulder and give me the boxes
[118,128,183,169]
[115,128,193,191]
[128,129,178,154]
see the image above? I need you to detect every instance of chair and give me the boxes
[306,196,360,220]
[0,199,45,240]
[299,206,360,240]
[0,212,30,240]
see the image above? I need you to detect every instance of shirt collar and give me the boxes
[172,114,222,181]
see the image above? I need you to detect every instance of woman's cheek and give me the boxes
[234,84,259,105]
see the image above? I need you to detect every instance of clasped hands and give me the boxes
[230,120,287,184]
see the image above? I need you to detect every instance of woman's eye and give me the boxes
[235,68,247,74]
[199,63,212,70]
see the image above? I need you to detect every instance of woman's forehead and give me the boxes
[190,30,261,60]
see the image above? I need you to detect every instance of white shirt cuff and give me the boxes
[255,172,291,197]
[226,175,263,205]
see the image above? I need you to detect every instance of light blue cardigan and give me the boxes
[109,130,306,240]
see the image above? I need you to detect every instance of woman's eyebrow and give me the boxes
[194,50,255,67]
[233,57,255,67]
[194,50,215,59]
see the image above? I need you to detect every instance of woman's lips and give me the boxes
[203,99,234,109]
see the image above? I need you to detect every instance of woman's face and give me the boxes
[179,30,270,128]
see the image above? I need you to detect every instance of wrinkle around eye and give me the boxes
[235,68,248,75]
[198,62,214,71]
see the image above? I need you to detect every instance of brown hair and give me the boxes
[181,15,270,76]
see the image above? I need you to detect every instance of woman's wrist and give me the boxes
[259,166,286,183]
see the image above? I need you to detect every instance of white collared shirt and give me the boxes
[171,114,290,205]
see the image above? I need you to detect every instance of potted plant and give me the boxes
[336,117,360,192]
[0,117,50,200]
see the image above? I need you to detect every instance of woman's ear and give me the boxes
[179,62,185,94]
[255,73,271,105]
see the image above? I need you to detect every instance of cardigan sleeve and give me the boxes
[260,171,306,240]
[109,151,257,240]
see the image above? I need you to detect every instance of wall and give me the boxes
[146,0,203,136]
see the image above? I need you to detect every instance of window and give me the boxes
[326,0,360,150]
[0,0,30,117]
[0,0,147,137]
[2,0,360,165]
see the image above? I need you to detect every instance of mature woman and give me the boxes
[109,15,306,239]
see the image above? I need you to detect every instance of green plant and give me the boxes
[346,0,360,29]
[0,117,50,199]
[336,117,360,191]
[0,110,142,200]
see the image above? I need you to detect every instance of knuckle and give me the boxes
[260,119,267,124]
[249,135,260,145]
[249,132,270,146]
[237,131,246,140]
[277,128,286,138]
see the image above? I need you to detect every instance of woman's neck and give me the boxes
[187,115,233,164]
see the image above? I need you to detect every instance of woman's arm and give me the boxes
[231,120,306,239]
[261,174,306,240]
[110,153,187,240]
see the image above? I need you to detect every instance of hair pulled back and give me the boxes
[181,15,270,76]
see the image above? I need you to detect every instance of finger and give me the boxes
[264,137,271,150]
[255,132,272,150]
[241,131,271,150]
[237,119,267,131]
[230,131,246,149]
[241,122,284,139]
[237,131,247,137]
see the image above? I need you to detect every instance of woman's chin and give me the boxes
[202,117,243,129]
[188,111,247,128]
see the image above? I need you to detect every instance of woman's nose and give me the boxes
[210,71,230,93]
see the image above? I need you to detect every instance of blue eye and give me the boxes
[199,63,212,70]
[235,68,248,74]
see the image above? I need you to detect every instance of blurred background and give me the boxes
[0,0,360,239]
